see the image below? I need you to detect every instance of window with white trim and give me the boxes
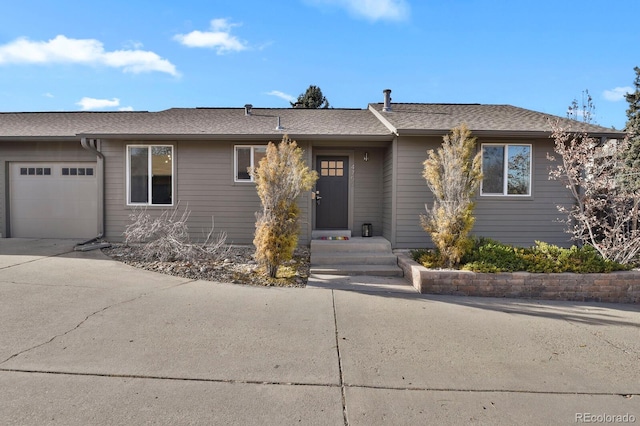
[235,145,267,182]
[481,144,531,196]
[127,145,173,205]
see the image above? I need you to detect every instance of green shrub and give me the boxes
[411,248,445,269]
[410,248,429,262]
[460,261,501,273]
[415,238,629,273]
[462,241,527,272]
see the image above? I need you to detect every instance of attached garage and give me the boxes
[9,162,98,239]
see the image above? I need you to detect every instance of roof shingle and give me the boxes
[0,111,150,139]
[0,103,624,140]
[80,108,392,138]
[369,103,622,137]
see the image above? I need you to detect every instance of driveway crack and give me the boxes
[0,248,76,272]
[0,279,198,365]
[562,318,640,360]
[332,289,349,426]
[1,368,637,399]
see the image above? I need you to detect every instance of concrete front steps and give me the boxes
[310,231,403,277]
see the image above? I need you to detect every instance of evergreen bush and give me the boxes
[412,238,629,273]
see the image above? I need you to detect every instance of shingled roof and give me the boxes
[0,111,149,140]
[0,108,393,140]
[78,107,393,140]
[0,102,625,140]
[369,103,623,138]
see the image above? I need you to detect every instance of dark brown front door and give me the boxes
[315,156,349,229]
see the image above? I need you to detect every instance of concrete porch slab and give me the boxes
[307,274,417,293]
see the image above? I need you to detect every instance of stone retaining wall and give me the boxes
[397,254,640,304]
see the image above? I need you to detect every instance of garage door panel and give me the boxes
[10,163,98,239]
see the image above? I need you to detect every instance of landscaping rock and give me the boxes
[102,244,310,287]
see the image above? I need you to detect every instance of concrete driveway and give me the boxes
[1,239,639,425]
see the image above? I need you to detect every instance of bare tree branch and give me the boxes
[548,120,640,264]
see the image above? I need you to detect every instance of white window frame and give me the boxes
[234,145,267,182]
[126,144,175,206]
[480,143,532,197]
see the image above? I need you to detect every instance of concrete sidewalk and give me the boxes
[1,239,639,425]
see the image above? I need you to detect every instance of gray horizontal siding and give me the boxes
[0,140,95,238]
[474,138,572,247]
[353,148,383,237]
[382,144,393,242]
[394,136,574,249]
[394,136,439,248]
[103,139,312,246]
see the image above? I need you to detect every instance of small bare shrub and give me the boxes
[124,203,228,262]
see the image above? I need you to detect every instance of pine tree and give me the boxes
[625,67,640,137]
[623,66,640,191]
[290,85,330,109]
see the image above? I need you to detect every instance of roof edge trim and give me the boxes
[395,129,625,138]
[77,133,395,142]
[368,105,398,135]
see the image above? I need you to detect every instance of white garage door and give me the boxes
[10,162,98,239]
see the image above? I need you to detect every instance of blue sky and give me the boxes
[0,0,637,130]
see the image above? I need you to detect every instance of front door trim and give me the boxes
[312,150,354,232]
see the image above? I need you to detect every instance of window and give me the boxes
[320,160,344,177]
[481,144,531,196]
[127,145,173,205]
[62,167,93,176]
[20,167,51,176]
[235,145,267,182]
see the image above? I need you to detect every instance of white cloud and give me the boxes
[102,49,177,75]
[43,92,54,98]
[308,0,410,22]
[124,40,144,50]
[174,18,248,54]
[76,97,121,111]
[119,106,134,111]
[266,90,296,103]
[0,35,178,76]
[603,86,633,102]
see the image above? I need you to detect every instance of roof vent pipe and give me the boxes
[244,104,253,116]
[382,89,392,112]
[275,116,284,131]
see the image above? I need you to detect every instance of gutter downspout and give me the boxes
[80,138,105,243]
